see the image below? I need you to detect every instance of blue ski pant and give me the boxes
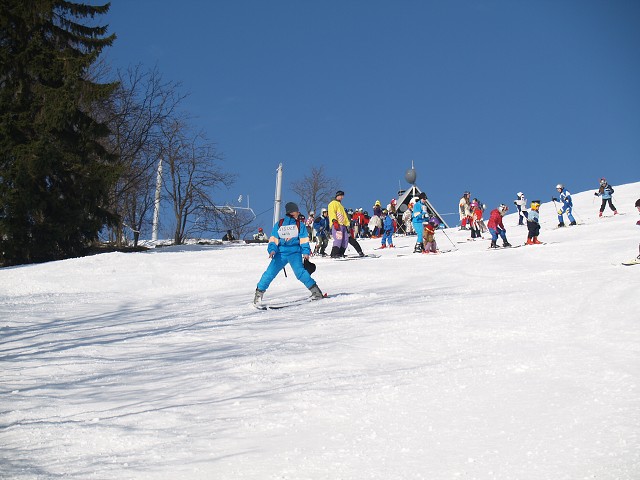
[381,230,393,246]
[489,228,508,243]
[257,252,315,291]
[557,205,575,224]
[412,221,424,243]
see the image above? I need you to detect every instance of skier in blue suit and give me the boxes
[552,184,576,227]
[254,202,324,305]
[412,192,429,252]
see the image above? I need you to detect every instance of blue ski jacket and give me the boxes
[382,214,394,233]
[596,184,614,200]
[559,190,572,207]
[523,210,539,223]
[313,215,330,238]
[412,201,428,225]
[267,215,311,256]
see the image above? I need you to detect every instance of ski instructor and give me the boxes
[253,202,324,305]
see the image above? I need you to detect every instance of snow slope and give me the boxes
[2,183,639,480]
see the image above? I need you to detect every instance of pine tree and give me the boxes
[0,1,119,266]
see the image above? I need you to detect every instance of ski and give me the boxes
[553,223,583,230]
[253,293,329,310]
[621,259,640,266]
[334,253,381,260]
[488,244,523,250]
[396,249,455,257]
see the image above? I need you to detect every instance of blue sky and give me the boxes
[100,0,640,231]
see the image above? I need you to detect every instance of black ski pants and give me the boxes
[599,198,616,213]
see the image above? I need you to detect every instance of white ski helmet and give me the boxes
[517,192,523,197]
[556,184,564,190]
[498,204,509,214]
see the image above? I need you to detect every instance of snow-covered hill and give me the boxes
[2,183,639,480]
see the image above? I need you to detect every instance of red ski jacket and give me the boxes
[487,209,505,230]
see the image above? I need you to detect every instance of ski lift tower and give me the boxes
[273,163,283,225]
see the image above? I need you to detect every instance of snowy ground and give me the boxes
[2,183,640,480]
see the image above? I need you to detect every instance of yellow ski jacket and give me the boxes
[328,199,349,228]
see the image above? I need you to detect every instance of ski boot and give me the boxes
[414,243,423,253]
[526,238,534,245]
[533,237,542,244]
[308,283,324,300]
[569,221,577,226]
[598,211,603,218]
[253,288,265,305]
[614,210,618,215]
[557,222,565,228]
[490,240,499,248]
[503,241,512,247]
[379,244,386,249]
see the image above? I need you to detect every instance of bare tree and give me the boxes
[95,64,185,246]
[291,165,341,214]
[161,119,235,244]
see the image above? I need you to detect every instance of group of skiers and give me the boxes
[253,178,635,305]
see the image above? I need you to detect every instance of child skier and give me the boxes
[487,204,512,248]
[552,184,576,227]
[254,202,324,305]
[523,200,542,245]
[423,217,439,253]
[514,192,526,225]
[594,178,618,217]
[313,208,330,256]
[469,201,483,239]
[379,209,395,248]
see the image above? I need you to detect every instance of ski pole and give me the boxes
[572,209,583,224]
[440,227,458,250]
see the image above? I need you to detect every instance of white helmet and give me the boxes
[517,192,523,197]
[498,204,509,214]
[556,183,564,190]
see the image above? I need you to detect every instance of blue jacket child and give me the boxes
[313,212,330,239]
[594,178,617,216]
[380,210,395,248]
[254,202,324,305]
